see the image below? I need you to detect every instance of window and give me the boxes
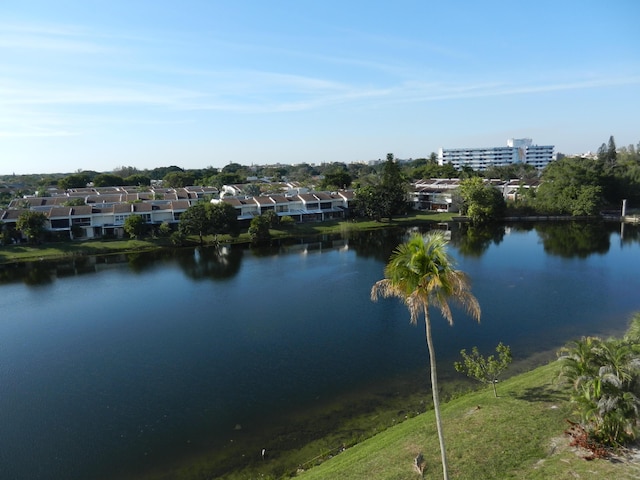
[51,219,70,229]
[72,217,91,226]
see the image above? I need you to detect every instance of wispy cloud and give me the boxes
[3,19,639,139]
[0,22,112,53]
[0,106,78,138]
[386,74,640,104]
[0,82,203,108]
[4,71,639,139]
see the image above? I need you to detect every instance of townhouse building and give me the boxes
[1,186,212,240]
[1,185,355,240]
[212,190,353,224]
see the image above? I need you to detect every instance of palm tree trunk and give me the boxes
[425,311,449,480]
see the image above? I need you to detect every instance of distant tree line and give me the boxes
[4,135,640,243]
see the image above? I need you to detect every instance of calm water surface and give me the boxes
[0,222,638,479]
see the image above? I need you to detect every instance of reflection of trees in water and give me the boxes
[449,221,639,259]
[125,249,178,273]
[1,223,638,285]
[348,227,434,262]
[450,223,506,257]
[0,263,44,285]
[22,263,55,286]
[0,257,100,286]
[176,244,243,281]
[536,221,610,258]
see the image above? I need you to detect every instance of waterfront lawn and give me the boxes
[157,361,640,480]
[0,238,169,264]
[0,211,455,264]
[294,362,639,480]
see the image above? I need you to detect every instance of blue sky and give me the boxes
[2,1,639,175]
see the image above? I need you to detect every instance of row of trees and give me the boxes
[519,136,640,216]
[355,136,639,224]
[5,134,639,201]
[176,202,238,244]
[5,135,640,240]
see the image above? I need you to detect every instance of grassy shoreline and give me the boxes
[294,361,640,480]
[0,212,454,265]
[135,358,640,480]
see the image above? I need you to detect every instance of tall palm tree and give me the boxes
[371,232,481,480]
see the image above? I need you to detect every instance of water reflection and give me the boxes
[0,259,96,286]
[536,221,611,258]
[1,222,638,287]
[450,223,506,257]
[176,244,243,280]
[447,220,634,259]
[347,228,414,261]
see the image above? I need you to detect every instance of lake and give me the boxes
[0,221,639,479]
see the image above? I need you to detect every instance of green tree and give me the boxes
[263,209,279,228]
[221,162,246,174]
[279,215,295,226]
[209,201,239,236]
[179,203,212,244]
[248,214,271,244]
[158,221,172,237]
[123,215,146,239]
[320,168,352,190]
[353,184,385,221]
[606,135,618,170]
[93,173,124,187]
[379,153,408,220]
[58,173,89,190]
[483,163,537,181]
[62,198,86,207]
[124,174,151,186]
[164,171,195,188]
[458,177,506,224]
[597,142,608,163]
[535,157,604,215]
[148,165,184,181]
[244,183,262,197]
[16,210,48,243]
[371,232,481,480]
[454,343,512,397]
[353,154,408,221]
[112,166,139,178]
[0,220,10,245]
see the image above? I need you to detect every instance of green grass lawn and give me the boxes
[0,238,174,264]
[143,361,640,480]
[294,362,640,480]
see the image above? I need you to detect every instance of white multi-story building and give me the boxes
[438,138,555,171]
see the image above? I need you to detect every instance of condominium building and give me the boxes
[438,138,555,171]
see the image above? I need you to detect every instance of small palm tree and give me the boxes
[559,334,640,447]
[371,232,481,480]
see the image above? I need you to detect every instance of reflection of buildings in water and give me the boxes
[280,238,349,255]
